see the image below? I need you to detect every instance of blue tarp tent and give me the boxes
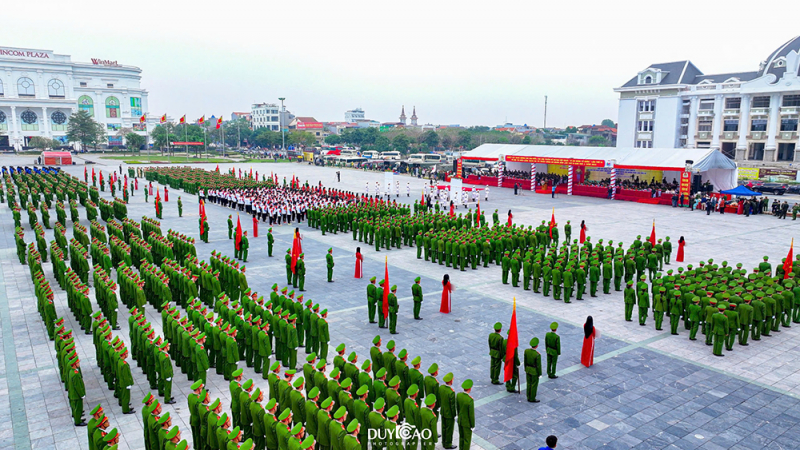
[720,185,761,196]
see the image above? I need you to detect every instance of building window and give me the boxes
[751,119,768,132]
[271,116,278,122]
[79,82,87,87]
[778,143,796,161]
[698,120,712,132]
[79,95,94,117]
[783,95,800,107]
[637,120,654,132]
[105,97,120,118]
[130,97,142,117]
[781,118,799,132]
[51,111,67,131]
[644,76,653,84]
[752,96,770,108]
[635,140,652,148]
[698,99,715,110]
[20,110,39,131]
[0,79,3,97]
[17,77,35,97]
[638,100,655,112]
[749,143,765,160]
[107,83,114,88]
[0,111,6,130]
[48,79,65,98]
[681,100,690,115]
[723,120,739,132]
[725,97,741,109]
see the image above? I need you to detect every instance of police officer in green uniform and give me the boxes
[524,337,542,402]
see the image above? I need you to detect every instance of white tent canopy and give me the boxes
[462,144,738,190]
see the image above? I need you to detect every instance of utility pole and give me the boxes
[543,95,548,131]
[279,97,286,154]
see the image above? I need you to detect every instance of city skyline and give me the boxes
[6,0,799,127]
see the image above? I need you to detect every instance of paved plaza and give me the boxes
[2,156,800,450]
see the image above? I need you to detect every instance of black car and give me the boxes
[752,183,787,195]
[786,184,800,194]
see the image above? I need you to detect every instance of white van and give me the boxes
[381,151,401,160]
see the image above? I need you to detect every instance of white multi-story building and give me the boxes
[0,46,151,150]
[345,108,365,123]
[615,36,800,165]
[251,103,280,131]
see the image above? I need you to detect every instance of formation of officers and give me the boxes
[184,336,476,450]
[637,256,800,357]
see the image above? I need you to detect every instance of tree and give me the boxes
[458,130,472,148]
[324,134,342,146]
[522,135,532,144]
[288,131,316,148]
[601,119,616,128]
[66,110,106,151]
[588,135,610,147]
[150,123,177,153]
[125,132,146,154]
[565,126,578,134]
[392,134,411,154]
[374,135,391,152]
[255,129,282,148]
[422,131,439,149]
[28,136,61,150]
[440,134,454,150]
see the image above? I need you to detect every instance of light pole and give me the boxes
[237,120,241,151]
[279,97,286,154]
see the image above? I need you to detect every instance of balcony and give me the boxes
[636,132,653,140]
[723,109,740,117]
[779,131,798,140]
[781,106,800,115]
[697,131,712,140]
[723,131,738,140]
[638,112,654,121]
[697,110,714,117]
[750,107,770,116]
[749,131,767,140]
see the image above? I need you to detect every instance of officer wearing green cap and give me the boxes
[545,322,560,379]
[738,295,754,345]
[524,337,542,402]
[488,322,504,385]
[330,406,348,450]
[297,253,306,291]
[327,248,335,282]
[419,394,439,450]
[388,285,399,334]
[383,405,401,450]
[724,303,739,351]
[68,358,86,425]
[263,399,280,450]
[712,305,729,356]
[316,397,334,450]
[412,277,423,320]
[423,364,440,417]
[367,277,378,324]
[751,293,765,341]
[368,398,386,450]
[228,215,234,239]
[386,375,404,423]
[291,377,306,427]
[456,379,474,450]
[404,384,422,450]
[353,385,370,450]
[304,387,321,445]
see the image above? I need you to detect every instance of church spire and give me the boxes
[410,106,418,126]
[400,105,407,125]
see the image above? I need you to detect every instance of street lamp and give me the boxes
[279,97,286,154]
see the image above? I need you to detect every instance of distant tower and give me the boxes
[410,106,418,126]
[400,105,407,125]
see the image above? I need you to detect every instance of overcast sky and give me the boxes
[9,0,800,127]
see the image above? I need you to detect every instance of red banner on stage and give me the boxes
[679,170,691,197]
[454,158,463,179]
[505,155,605,167]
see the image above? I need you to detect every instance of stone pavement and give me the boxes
[1,157,800,449]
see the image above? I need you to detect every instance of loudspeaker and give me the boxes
[453,160,458,173]
[692,175,702,193]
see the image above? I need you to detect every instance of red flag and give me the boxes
[649,220,656,246]
[504,298,519,383]
[155,190,161,215]
[199,199,206,235]
[785,239,794,279]
[382,257,389,319]
[216,117,223,129]
[84,166,87,179]
[235,215,242,251]
[100,171,104,184]
[548,208,555,238]
[250,168,253,178]
[420,190,425,207]
[290,230,302,274]
[92,167,95,179]
[215,165,220,173]
[476,201,481,226]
